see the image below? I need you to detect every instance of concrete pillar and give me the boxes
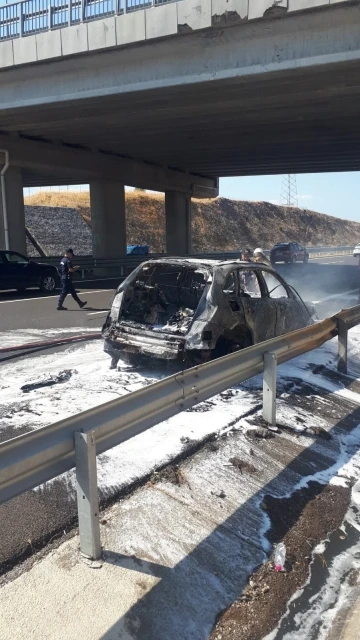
[0,165,26,254]
[165,191,191,255]
[90,180,126,257]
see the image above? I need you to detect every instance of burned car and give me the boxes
[102,258,314,367]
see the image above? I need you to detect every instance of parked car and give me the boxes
[270,242,309,265]
[353,244,360,257]
[102,258,315,367]
[0,251,60,293]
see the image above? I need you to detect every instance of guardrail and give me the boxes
[0,304,358,559]
[35,246,355,281]
[0,0,173,41]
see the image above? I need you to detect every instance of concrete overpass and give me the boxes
[1,0,360,256]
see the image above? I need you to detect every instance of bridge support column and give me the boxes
[90,180,126,258]
[0,165,26,254]
[165,191,191,255]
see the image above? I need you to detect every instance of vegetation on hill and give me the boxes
[25,191,360,253]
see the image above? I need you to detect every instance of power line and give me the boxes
[280,174,298,207]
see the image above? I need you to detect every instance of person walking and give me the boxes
[57,249,87,311]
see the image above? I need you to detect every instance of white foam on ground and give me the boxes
[2,323,360,525]
[0,333,259,494]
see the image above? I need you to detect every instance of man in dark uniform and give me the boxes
[57,248,87,311]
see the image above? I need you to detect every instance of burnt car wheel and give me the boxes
[214,333,252,359]
[186,349,212,367]
[40,272,57,293]
[121,352,144,366]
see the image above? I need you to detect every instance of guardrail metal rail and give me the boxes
[35,246,355,282]
[0,304,359,559]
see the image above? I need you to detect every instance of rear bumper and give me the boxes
[271,254,291,262]
[104,326,185,360]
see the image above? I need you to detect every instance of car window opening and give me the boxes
[261,271,288,299]
[239,269,262,298]
[121,264,209,334]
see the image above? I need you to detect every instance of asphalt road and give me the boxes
[0,283,116,333]
[0,255,358,335]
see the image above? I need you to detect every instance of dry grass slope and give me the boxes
[25,191,360,253]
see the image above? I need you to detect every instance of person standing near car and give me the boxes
[57,249,87,311]
[253,248,272,267]
[241,248,253,262]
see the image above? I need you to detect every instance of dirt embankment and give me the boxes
[210,482,350,640]
[25,191,360,253]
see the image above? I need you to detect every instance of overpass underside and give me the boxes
[0,0,360,255]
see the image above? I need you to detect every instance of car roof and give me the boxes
[140,257,276,272]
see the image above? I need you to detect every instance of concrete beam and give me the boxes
[90,180,126,258]
[2,5,359,114]
[0,0,351,69]
[165,191,192,255]
[0,134,218,198]
[0,165,26,254]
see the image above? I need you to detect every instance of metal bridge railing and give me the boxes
[0,303,359,559]
[0,0,174,41]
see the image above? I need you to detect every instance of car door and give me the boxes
[0,253,8,289]
[289,243,297,262]
[236,267,277,343]
[3,252,31,289]
[260,269,307,335]
[296,243,305,261]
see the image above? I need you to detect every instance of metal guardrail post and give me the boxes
[75,431,102,560]
[263,351,277,425]
[19,1,24,37]
[338,319,348,374]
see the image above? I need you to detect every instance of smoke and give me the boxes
[275,262,360,320]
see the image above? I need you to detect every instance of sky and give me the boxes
[220,173,360,222]
[25,171,360,223]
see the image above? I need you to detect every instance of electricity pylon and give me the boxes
[280,174,298,207]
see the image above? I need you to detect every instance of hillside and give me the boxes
[24,191,360,253]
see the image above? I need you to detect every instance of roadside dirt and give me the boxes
[209,482,350,640]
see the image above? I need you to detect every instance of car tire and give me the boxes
[214,333,253,359]
[40,271,57,293]
[186,349,212,366]
[121,352,142,367]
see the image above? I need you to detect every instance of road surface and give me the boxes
[0,254,358,334]
[1,342,360,640]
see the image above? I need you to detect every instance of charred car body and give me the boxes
[103,258,314,367]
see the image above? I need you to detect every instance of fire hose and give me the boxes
[0,332,102,355]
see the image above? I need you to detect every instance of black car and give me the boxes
[270,242,309,265]
[0,251,60,293]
